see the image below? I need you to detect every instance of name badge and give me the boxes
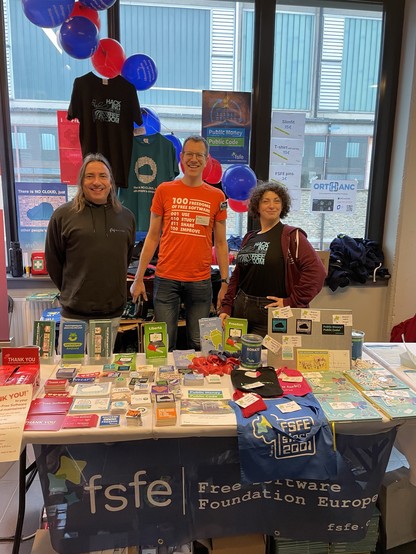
[196,215,210,226]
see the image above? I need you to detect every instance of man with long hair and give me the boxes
[45,153,136,350]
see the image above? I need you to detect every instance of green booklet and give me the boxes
[303,371,357,394]
[26,291,59,301]
[363,389,416,419]
[316,391,383,422]
[113,353,137,371]
[33,320,56,359]
[344,368,408,391]
[143,322,168,362]
[224,317,248,352]
[88,320,112,363]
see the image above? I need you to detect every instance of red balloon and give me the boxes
[70,1,101,30]
[91,38,126,79]
[204,157,223,184]
[228,198,249,213]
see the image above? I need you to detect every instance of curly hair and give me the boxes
[72,153,122,213]
[248,181,292,219]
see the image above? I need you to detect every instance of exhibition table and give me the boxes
[363,342,416,485]
[14,349,416,554]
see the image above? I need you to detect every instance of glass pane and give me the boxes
[270,4,382,249]
[119,0,254,238]
[4,3,108,184]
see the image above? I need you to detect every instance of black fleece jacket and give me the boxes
[45,200,135,319]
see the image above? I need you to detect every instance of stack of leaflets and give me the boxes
[56,364,80,380]
[172,350,196,371]
[25,395,71,431]
[44,378,69,395]
[28,396,72,415]
[62,414,99,429]
[154,404,177,426]
[113,353,136,371]
[362,389,416,419]
[26,291,59,302]
[303,371,357,394]
[69,397,111,414]
[316,391,383,422]
[180,399,235,426]
[344,367,408,391]
[71,382,112,397]
[180,388,234,426]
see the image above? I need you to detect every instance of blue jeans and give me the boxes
[153,276,212,350]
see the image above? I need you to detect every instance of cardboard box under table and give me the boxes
[267,307,352,371]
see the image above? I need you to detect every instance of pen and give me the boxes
[6,366,20,383]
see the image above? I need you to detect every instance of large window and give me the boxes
[0,0,402,258]
[267,5,382,247]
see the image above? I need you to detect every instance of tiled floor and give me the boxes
[0,447,414,553]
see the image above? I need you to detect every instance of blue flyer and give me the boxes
[99,415,120,427]
[61,321,87,359]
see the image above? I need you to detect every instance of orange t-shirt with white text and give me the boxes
[151,180,227,281]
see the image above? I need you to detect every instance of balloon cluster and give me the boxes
[21,0,158,90]
[222,165,257,212]
[22,1,188,157]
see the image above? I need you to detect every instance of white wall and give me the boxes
[311,284,389,342]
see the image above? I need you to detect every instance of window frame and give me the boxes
[0,0,404,251]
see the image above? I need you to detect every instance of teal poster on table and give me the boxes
[202,90,251,164]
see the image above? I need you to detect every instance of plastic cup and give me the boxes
[352,330,365,360]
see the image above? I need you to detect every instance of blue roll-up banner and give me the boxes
[202,90,251,165]
[34,427,396,553]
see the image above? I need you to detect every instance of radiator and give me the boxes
[9,297,57,346]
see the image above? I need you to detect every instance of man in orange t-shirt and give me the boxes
[130,135,229,350]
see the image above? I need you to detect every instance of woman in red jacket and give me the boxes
[219,182,326,336]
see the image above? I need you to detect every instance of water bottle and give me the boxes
[9,241,23,277]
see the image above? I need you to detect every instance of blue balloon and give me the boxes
[141,107,161,135]
[222,164,257,201]
[22,0,75,28]
[59,16,99,59]
[122,54,158,91]
[164,133,182,162]
[79,0,117,9]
